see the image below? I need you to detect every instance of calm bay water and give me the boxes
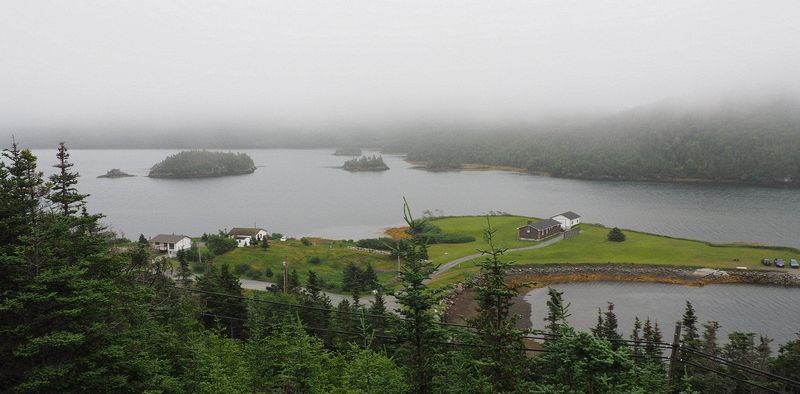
[28,148,800,245]
[525,282,800,345]
[31,148,800,247]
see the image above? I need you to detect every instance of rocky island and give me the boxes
[342,155,389,172]
[148,150,256,178]
[97,169,135,178]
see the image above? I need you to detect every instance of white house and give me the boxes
[150,234,192,257]
[227,227,268,247]
[551,211,581,230]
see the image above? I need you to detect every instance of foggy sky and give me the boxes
[2,0,800,135]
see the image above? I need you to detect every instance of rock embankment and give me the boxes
[506,264,800,287]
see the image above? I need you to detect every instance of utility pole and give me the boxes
[282,260,287,295]
[668,321,683,387]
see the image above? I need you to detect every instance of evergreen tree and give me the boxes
[0,144,166,391]
[197,263,247,338]
[544,287,571,336]
[299,270,333,343]
[138,233,148,245]
[602,302,623,349]
[48,142,87,216]
[771,331,800,388]
[288,268,301,293]
[176,249,192,286]
[467,219,528,392]
[630,317,644,361]
[265,266,274,278]
[342,262,362,292]
[362,262,379,291]
[392,199,441,393]
[607,227,626,242]
[260,236,269,249]
[681,301,700,346]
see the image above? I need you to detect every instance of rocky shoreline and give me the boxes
[441,264,800,327]
[507,264,800,287]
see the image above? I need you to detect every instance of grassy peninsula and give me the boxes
[148,150,256,178]
[388,216,799,288]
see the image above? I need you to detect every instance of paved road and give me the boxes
[195,235,564,312]
[426,235,565,283]
[238,278,401,311]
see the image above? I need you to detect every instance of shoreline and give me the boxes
[442,263,800,328]
[506,264,800,288]
[406,159,800,188]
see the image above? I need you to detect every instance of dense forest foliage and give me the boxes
[343,155,389,171]
[149,150,255,178]
[385,100,800,185]
[2,143,800,393]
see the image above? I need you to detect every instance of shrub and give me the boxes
[234,263,251,276]
[308,256,322,265]
[190,261,207,274]
[206,232,238,255]
[356,238,396,251]
[270,232,284,240]
[265,267,274,278]
[607,227,626,242]
[300,237,311,246]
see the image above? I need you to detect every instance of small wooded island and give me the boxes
[148,150,256,178]
[333,148,362,156]
[342,155,389,171]
[97,168,135,178]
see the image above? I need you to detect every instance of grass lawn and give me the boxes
[424,216,800,288]
[212,239,398,292]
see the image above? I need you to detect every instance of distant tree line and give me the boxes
[384,100,800,185]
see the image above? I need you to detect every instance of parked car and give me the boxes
[761,258,771,266]
[774,258,785,268]
[790,259,799,269]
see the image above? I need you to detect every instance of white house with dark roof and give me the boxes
[227,227,268,247]
[150,234,192,257]
[551,211,581,230]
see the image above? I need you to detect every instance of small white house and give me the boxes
[551,211,581,230]
[227,227,268,247]
[150,234,192,257]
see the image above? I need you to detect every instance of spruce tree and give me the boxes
[467,219,528,392]
[138,233,148,245]
[602,302,623,349]
[544,287,571,336]
[362,262,379,291]
[392,199,440,393]
[299,270,333,343]
[630,317,644,361]
[0,144,162,391]
[49,142,87,216]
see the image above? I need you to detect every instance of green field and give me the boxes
[211,239,398,291]
[425,216,800,287]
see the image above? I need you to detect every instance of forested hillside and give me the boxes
[387,100,800,185]
[2,143,799,393]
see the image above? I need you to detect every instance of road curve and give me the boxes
[426,235,565,282]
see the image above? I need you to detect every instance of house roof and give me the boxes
[523,218,562,231]
[228,227,267,237]
[150,234,190,243]
[554,211,581,220]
